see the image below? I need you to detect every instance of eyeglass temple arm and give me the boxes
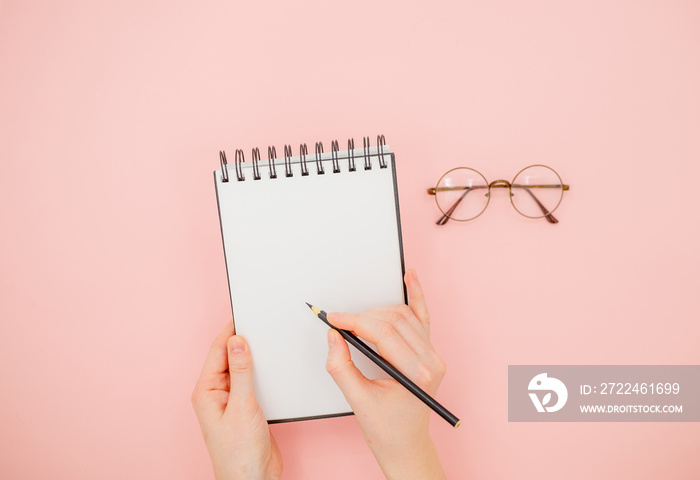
[521,187,558,224]
[427,184,569,224]
[434,187,472,225]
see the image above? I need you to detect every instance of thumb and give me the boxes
[225,335,256,410]
[326,329,373,408]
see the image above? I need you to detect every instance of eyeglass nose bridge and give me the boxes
[485,179,512,197]
[488,179,511,188]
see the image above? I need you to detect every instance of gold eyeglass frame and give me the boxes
[427,165,570,225]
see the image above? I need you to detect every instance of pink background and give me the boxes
[1,0,699,478]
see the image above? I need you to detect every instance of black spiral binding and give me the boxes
[267,146,277,179]
[347,138,356,171]
[362,136,372,170]
[284,145,293,177]
[377,134,387,168]
[331,140,340,173]
[299,144,309,176]
[219,135,388,181]
[251,148,262,180]
[315,142,325,175]
[219,150,229,182]
[234,149,245,181]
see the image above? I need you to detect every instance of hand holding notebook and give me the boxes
[191,323,283,480]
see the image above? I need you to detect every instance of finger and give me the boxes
[325,329,373,408]
[340,309,446,394]
[198,322,235,384]
[225,335,257,412]
[405,269,430,335]
[191,322,235,424]
[328,308,423,375]
[359,306,433,359]
[371,304,427,341]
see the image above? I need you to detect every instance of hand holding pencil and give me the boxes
[323,269,449,480]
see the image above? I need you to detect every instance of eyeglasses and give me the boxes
[427,165,570,225]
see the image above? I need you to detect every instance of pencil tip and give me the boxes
[306,303,322,316]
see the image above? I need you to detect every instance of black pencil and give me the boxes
[306,302,461,428]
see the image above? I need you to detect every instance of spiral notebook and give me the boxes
[214,136,407,423]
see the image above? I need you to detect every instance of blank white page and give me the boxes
[214,146,406,422]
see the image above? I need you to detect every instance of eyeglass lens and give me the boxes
[510,165,564,218]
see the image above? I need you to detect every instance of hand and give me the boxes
[325,269,447,480]
[191,323,283,480]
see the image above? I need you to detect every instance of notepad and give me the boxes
[214,138,406,423]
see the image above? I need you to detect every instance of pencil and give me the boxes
[306,302,461,428]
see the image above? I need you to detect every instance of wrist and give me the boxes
[214,464,266,480]
[212,451,266,480]
[374,437,447,480]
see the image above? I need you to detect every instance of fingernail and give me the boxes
[327,329,336,348]
[230,336,245,354]
[326,312,337,325]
